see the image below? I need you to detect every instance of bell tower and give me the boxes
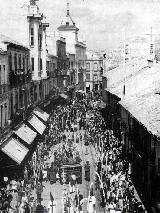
[27,0,43,81]
[57,0,79,54]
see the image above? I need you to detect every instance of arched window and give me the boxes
[94,63,98,71]
[86,63,90,71]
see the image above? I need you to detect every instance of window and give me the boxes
[86,73,90,81]
[94,74,98,81]
[53,63,55,70]
[19,54,21,69]
[0,66,1,88]
[38,33,42,48]
[86,63,90,71]
[31,57,34,71]
[1,105,3,128]
[9,53,12,71]
[3,65,5,84]
[23,56,25,70]
[40,58,42,71]
[5,103,7,124]
[71,61,73,69]
[0,65,4,84]
[14,53,17,70]
[94,63,98,71]
[30,27,34,46]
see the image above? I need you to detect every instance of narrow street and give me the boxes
[31,127,104,213]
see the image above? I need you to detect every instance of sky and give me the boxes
[1,0,160,51]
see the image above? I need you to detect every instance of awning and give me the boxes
[60,93,68,99]
[28,114,46,135]
[33,107,49,122]
[14,123,37,145]
[0,137,29,164]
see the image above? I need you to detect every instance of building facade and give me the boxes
[85,51,103,93]
[75,42,86,91]
[0,34,32,144]
[0,48,9,135]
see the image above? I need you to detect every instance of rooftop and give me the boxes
[58,1,79,32]
[0,34,29,50]
[104,57,155,99]
[120,93,160,137]
[58,24,79,32]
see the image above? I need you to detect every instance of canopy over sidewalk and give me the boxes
[0,137,29,164]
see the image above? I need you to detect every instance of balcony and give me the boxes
[9,69,32,88]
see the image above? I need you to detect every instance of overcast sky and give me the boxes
[1,0,160,51]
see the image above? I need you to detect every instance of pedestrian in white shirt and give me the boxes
[87,191,96,213]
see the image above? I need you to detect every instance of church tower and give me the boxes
[27,0,49,80]
[57,0,79,54]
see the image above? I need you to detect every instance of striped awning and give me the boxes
[14,123,37,145]
[33,107,49,122]
[0,137,29,164]
[28,114,46,135]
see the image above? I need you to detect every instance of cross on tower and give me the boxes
[67,0,70,16]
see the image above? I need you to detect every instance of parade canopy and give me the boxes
[27,114,46,135]
[14,123,37,145]
[60,93,68,99]
[33,107,49,122]
[0,137,29,164]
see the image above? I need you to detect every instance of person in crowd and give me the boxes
[87,190,96,213]
[74,190,83,213]
[84,161,90,182]
[36,182,43,205]
[49,163,57,184]
[69,174,77,194]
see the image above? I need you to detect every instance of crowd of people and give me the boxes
[0,90,146,213]
[83,102,146,213]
